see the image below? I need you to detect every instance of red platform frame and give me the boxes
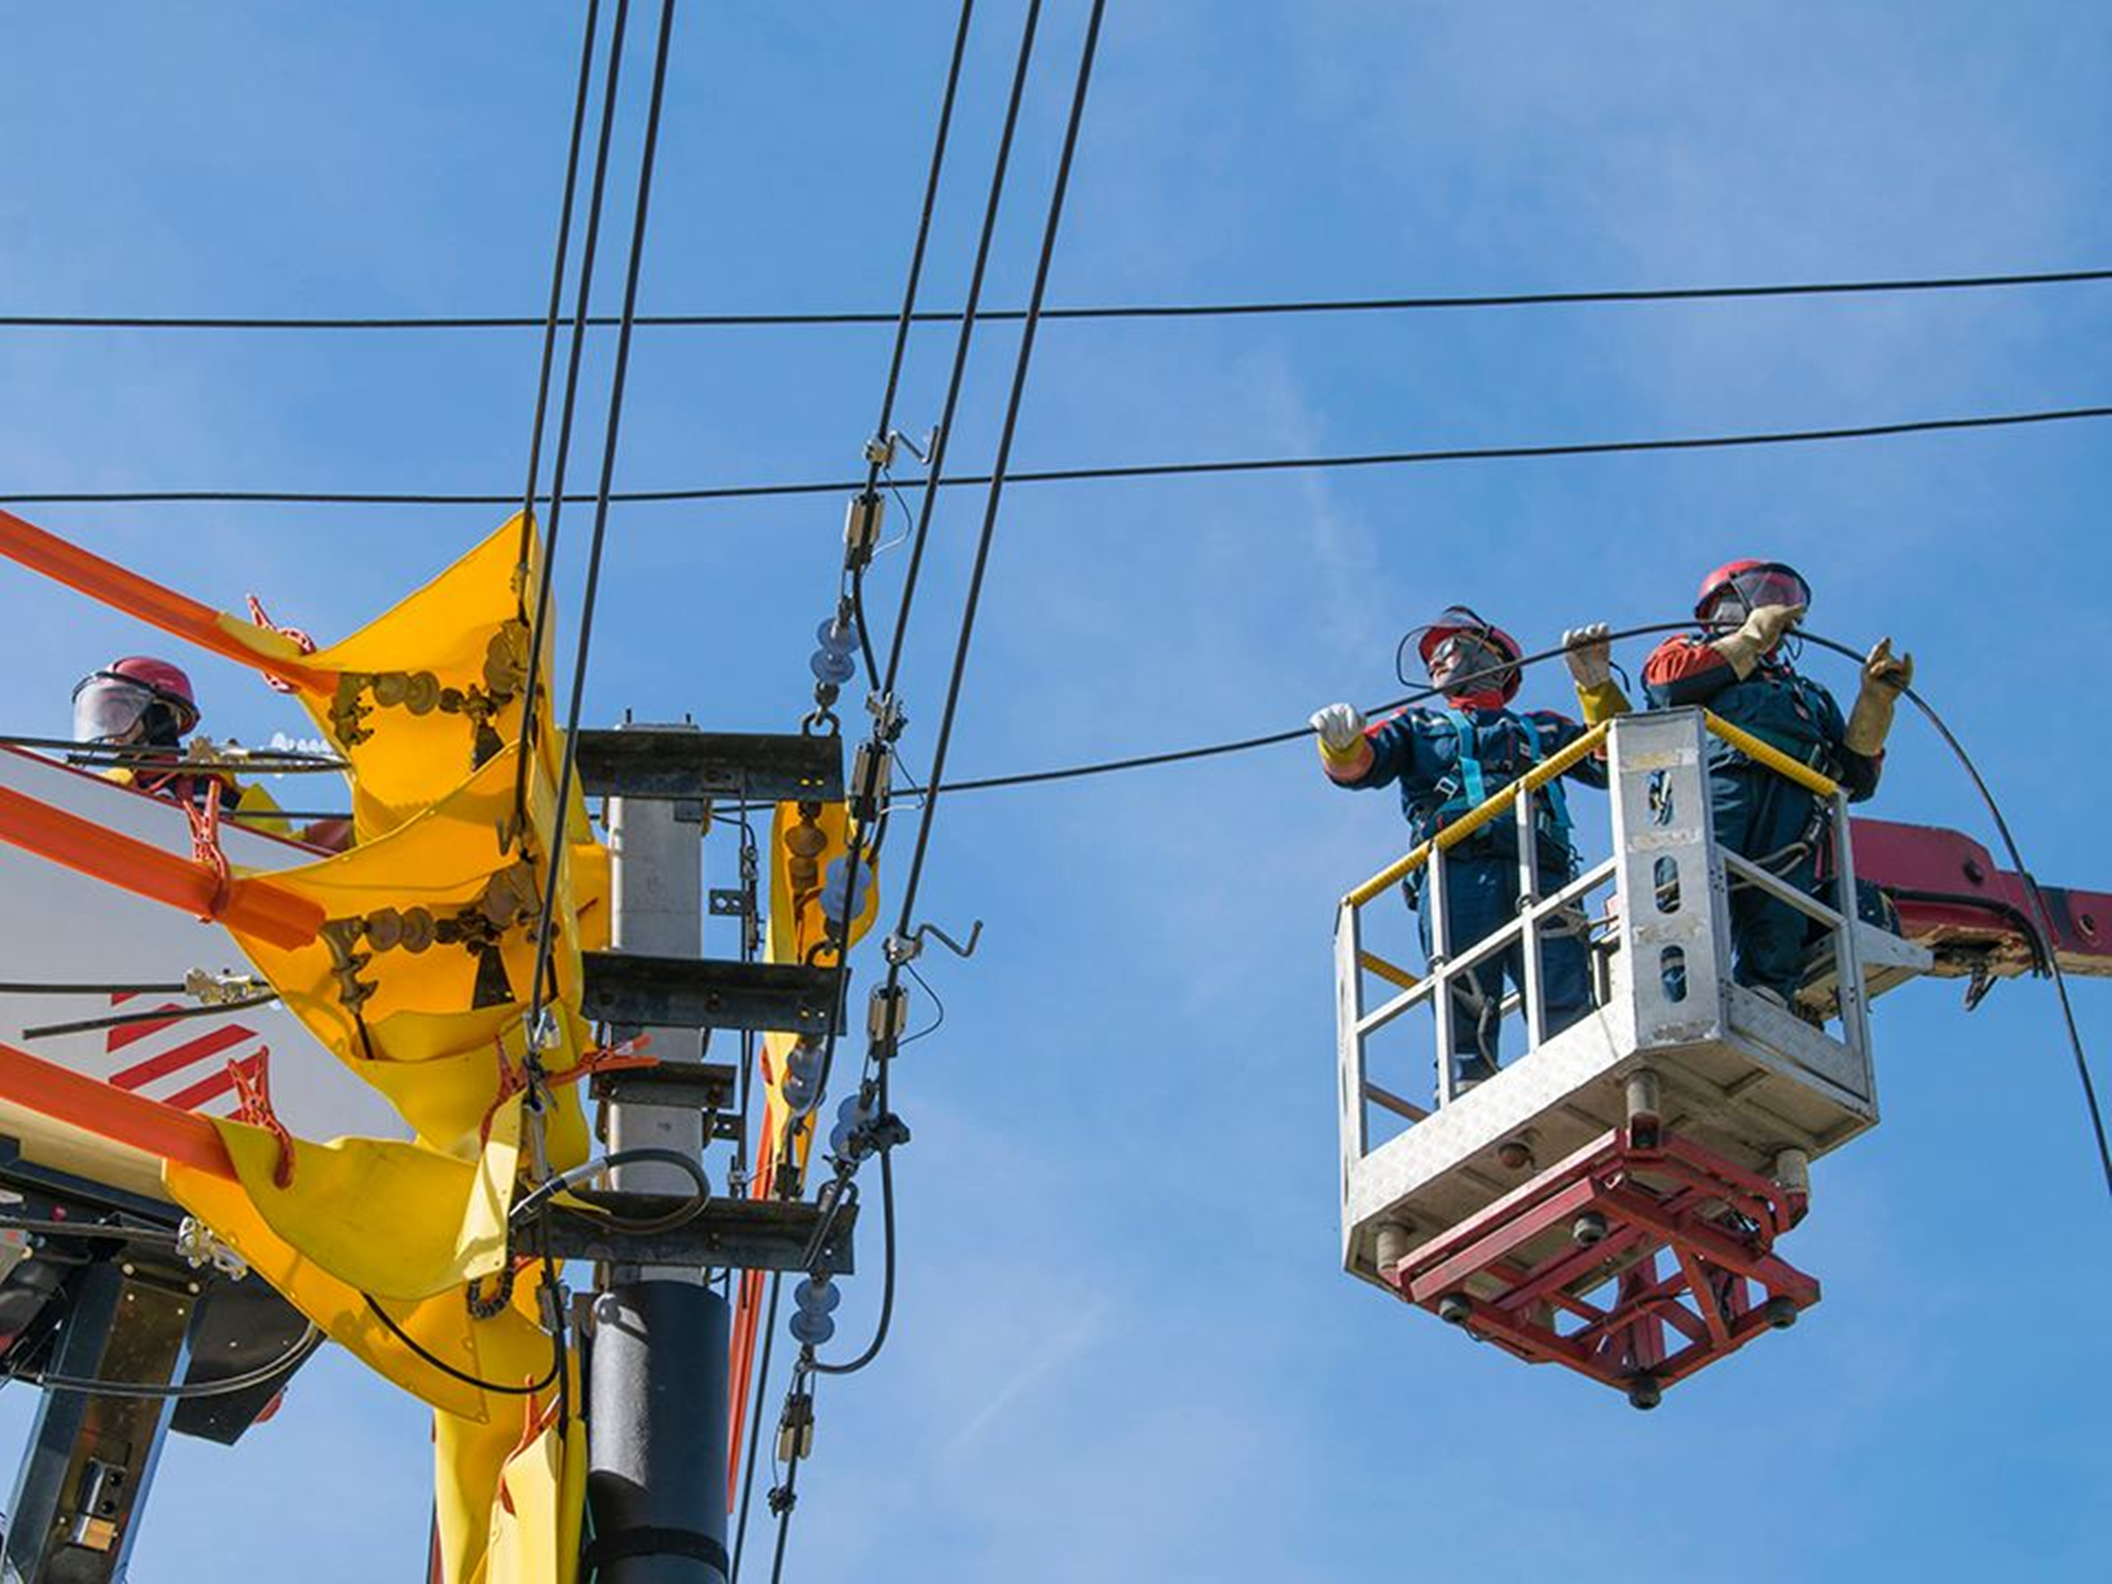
[1386,1127,1819,1404]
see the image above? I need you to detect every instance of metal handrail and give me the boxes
[1341,719,1612,909]
[1701,711,1840,799]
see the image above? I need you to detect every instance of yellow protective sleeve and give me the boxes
[754,799,881,1176]
[1574,679,1632,725]
[222,743,598,1162]
[477,1411,588,1584]
[270,517,543,842]
[196,1101,520,1301]
[165,1144,558,1423]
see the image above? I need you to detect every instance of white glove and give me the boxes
[1563,623,1613,688]
[1310,702,1367,753]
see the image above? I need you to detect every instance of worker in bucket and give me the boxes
[1312,607,1604,1093]
[70,655,350,849]
[1581,560,1911,1010]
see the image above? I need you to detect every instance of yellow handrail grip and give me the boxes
[1357,950,1421,991]
[1342,719,1610,909]
[1702,712,1839,799]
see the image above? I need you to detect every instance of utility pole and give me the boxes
[588,723,731,1584]
[567,722,857,1584]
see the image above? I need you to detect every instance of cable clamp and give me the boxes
[884,918,982,966]
[183,968,267,1006]
[843,489,885,567]
[865,689,906,741]
[849,740,892,825]
[862,434,895,468]
[775,1384,816,1465]
[175,1217,249,1282]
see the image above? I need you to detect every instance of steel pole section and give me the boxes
[589,726,732,1583]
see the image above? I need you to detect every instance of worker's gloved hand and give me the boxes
[1310,702,1367,752]
[1845,637,1914,755]
[1861,636,1913,696]
[1562,623,1613,688]
[1715,602,1806,678]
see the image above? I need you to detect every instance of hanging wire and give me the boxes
[771,0,1036,1190]
[522,0,676,1038]
[5,264,2107,332]
[8,1326,324,1401]
[7,402,2107,509]
[511,0,629,844]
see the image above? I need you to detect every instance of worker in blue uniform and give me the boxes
[1628,559,1912,1008]
[1313,607,1605,1092]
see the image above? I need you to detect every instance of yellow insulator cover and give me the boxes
[223,742,600,1162]
[193,1101,520,1302]
[230,516,547,843]
[164,1135,559,1423]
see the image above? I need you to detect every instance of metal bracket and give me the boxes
[583,952,844,1036]
[574,729,844,803]
[884,918,982,966]
[708,888,752,918]
[589,1059,743,1141]
[535,1194,855,1275]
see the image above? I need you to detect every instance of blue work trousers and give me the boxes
[1710,765,1822,1002]
[1416,850,1591,1088]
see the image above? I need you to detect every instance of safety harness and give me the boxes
[1428,709,1573,855]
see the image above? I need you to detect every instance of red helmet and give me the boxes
[1694,559,1811,623]
[71,656,201,743]
[1416,606,1524,703]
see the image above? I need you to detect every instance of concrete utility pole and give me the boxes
[589,725,731,1584]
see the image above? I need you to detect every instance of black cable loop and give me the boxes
[7,264,2108,332]
[361,1293,564,1397]
[10,403,2107,509]
[11,1326,324,1401]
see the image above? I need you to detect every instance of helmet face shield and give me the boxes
[71,674,157,744]
[1704,564,1811,628]
[1427,632,1516,696]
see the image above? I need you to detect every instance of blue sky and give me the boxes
[3,2,2110,1579]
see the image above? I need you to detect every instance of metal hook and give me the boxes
[884,919,983,966]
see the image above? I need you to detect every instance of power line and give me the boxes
[4,266,2107,332]
[5,402,2108,509]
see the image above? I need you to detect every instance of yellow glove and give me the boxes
[1713,602,1805,678]
[1844,637,1913,755]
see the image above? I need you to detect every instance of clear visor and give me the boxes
[1709,567,1811,626]
[1429,633,1514,691]
[71,676,155,744]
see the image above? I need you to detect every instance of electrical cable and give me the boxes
[21,993,276,1042]
[808,1145,895,1379]
[361,1293,565,1397]
[511,0,627,845]
[522,0,677,1038]
[771,0,1041,1192]
[1787,630,2112,1198]
[508,1145,710,1233]
[0,1216,178,1244]
[12,1325,323,1401]
[513,0,604,579]
[6,264,2106,332]
[728,1271,785,1584]
[8,403,2107,509]
[879,0,1106,972]
[0,735,348,771]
